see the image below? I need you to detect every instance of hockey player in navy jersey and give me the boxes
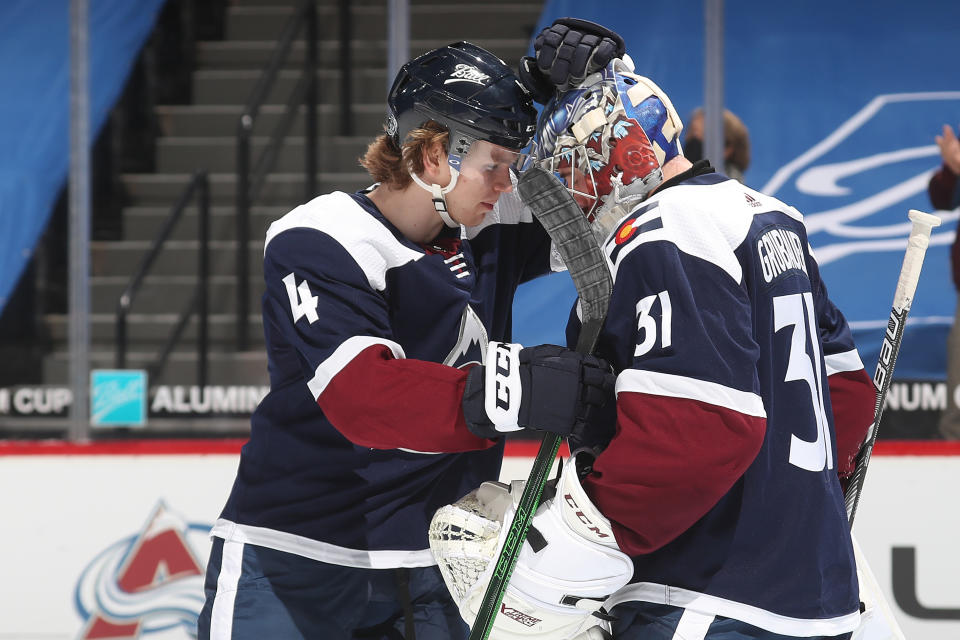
[197,27,627,640]
[430,57,878,640]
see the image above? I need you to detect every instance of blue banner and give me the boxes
[0,0,167,314]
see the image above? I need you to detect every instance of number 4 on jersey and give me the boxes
[282,272,319,324]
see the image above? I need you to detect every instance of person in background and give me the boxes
[930,123,960,440]
[683,106,751,183]
[195,25,624,640]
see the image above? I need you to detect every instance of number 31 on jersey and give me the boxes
[635,290,672,357]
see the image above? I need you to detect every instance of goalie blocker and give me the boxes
[429,449,632,639]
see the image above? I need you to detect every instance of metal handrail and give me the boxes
[339,0,353,135]
[235,0,317,350]
[116,170,210,387]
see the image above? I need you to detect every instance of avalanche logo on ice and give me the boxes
[74,502,210,639]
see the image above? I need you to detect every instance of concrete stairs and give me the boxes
[41,0,541,390]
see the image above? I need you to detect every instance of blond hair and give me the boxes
[359,121,449,189]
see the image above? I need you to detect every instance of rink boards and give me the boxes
[1,439,958,639]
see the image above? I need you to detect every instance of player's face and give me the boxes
[556,163,597,216]
[445,141,518,227]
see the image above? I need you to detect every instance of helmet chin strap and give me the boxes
[410,168,461,228]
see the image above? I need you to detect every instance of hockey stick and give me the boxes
[845,209,941,528]
[468,167,614,639]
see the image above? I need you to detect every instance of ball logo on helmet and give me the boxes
[444,63,491,86]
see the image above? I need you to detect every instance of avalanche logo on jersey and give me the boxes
[73,502,208,639]
[443,305,488,368]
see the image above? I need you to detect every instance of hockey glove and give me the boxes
[518,17,626,103]
[462,342,616,441]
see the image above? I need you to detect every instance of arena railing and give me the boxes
[235,0,318,351]
[116,170,210,388]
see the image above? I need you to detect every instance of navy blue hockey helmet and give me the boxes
[386,41,537,153]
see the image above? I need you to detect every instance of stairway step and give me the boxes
[87,275,264,315]
[196,37,530,70]
[121,205,287,242]
[229,0,450,6]
[120,172,371,206]
[91,240,264,278]
[43,312,264,347]
[224,5,540,42]
[42,350,271,387]
[191,68,387,105]
[119,206,284,242]
[156,136,370,174]
[155,103,386,138]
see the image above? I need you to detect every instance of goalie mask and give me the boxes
[532,59,683,243]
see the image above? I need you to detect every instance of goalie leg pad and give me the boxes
[429,451,633,639]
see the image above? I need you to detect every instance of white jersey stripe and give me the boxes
[307,336,405,399]
[616,369,766,418]
[824,348,866,375]
[210,519,436,569]
[209,538,244,640]
[673,610,714,639]
[604,582,860,637]
[264,191,423,292]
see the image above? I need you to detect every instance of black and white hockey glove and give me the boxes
[462,342,616,441]
[518,17,626,103]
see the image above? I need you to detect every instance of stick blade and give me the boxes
[517,168,613,350]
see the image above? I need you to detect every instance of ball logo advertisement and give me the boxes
[91,370,147,428]
[761,92,960,383]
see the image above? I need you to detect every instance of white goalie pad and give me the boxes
[851,535,906,640]
[428,450,633,639]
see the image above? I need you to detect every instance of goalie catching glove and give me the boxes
[429,449,633,639]
[462,342,616,441]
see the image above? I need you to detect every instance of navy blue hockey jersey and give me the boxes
[574,169,875,636]
[212,187,556,568]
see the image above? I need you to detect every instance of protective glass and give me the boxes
[450,137,522,183]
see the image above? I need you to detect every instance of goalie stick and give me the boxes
[845,209,942,528]
[468,167,614,639]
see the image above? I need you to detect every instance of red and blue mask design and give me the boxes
[533,60,683,239]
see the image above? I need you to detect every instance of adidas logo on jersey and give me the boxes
[757,226,808,283]
[744,192,762,208]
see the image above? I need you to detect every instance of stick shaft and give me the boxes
[469,168,612,638]
[845,210,941,526]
